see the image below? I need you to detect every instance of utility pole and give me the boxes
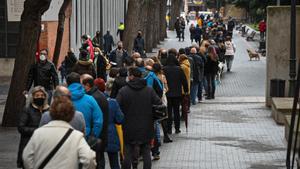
[288,0,297,97]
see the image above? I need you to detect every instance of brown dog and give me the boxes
[247,49,260,61]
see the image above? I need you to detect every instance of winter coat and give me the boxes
[163,64,188,97]
[205,56,219,76]
[86,86,109,149]
[106,96,124,152]
[23,121,96,169]
[259,21,266,33]
[72,60,97,79]
[189,54,205,83]
[180,57,191,94]
[133,37,145,57]
[175,20,181,31]
[227,20,235,31]
[92,35,103,49]
[103,33,114,53]
[17,104,49,168]
[224,41,235,56]
[64,53,78,75]
[68,83,103,138]
[190,27,196,39]
[95,53,107,79]
[116,78,162,144]
[144,71,163,98]
[26,61,59,91]
[109,49,130,67]
[110,76,127,98]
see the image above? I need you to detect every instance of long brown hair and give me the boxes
[207,46,218,62]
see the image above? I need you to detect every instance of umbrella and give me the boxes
[182,95,190,132]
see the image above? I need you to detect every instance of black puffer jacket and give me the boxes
[86,86,109,150]
[17,104,48,168]
[26,61,59,91]
[116,78,161,144]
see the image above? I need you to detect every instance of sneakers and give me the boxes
[152,155,160,161]
[175,129,181,134]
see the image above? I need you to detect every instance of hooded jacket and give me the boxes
[68,83,103,138]
[180,57,191,94]
[116,78,161,144]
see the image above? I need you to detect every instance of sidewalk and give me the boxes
[0,28,286,169]
[150,28,286,169]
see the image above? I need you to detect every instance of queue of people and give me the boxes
[18,13,236,169]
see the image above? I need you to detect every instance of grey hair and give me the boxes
[26,86,49,108]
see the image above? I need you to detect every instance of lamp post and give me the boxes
[288,0,297,97]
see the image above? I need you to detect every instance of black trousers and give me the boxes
[167,97,182,131]
[206,74,216,98]
[122,143,151,169]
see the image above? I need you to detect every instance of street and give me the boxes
[0,29,287,169]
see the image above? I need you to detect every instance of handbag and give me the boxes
[38,129,73,169]
[152,104,168,121]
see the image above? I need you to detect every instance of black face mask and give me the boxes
[117,46,122,50]
[33,98,45,107]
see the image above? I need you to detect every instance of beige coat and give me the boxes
[23,120,96,169]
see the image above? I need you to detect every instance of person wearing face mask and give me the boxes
[92,30,104,49]
[109,41,129,68]
[103,30,115,55]
[133,31,146,58]
[24,49,59,103]
[94,47,108,81]
[17,86,49,168]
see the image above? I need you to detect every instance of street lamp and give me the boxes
[288,0,297,97]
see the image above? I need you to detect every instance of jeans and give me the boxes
[179,30,185,41]
[167,97,182,131]
[96,144,105,169]
[197,81,203,101]
[190,82,199,105]
[225,55,234,71]
[206,74,216,98]
[122,143,151,169]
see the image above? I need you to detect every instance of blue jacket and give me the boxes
[105,95,124,152]
[68,83,103,138]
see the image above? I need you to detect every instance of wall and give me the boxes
[70,0,127,55]
[266,6,300,106]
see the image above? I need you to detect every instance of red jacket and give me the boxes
[87,39,94,61]
[259,21,266,33]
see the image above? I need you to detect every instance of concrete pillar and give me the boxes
[266,6,300,106]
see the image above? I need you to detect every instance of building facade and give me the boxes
[0,0,127,68]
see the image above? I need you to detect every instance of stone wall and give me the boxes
[266,6,300,106]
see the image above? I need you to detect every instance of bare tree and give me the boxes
[52,0,71,67]
[169,0,183,30]
[160,0,168,40]
[2,0,52,126]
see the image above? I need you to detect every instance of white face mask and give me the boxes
[95,52,99,55]
[40,54,46,61]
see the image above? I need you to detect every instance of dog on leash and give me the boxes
[247,49,260,61]
[216,62,225,85]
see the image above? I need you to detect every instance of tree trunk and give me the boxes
[160,0,168,40]
[52,0,71,67]
[145,1,155,53]
[123,0,145,55]
[153,0,160,47]
[169,0,182,30]
[2,0,52,126]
